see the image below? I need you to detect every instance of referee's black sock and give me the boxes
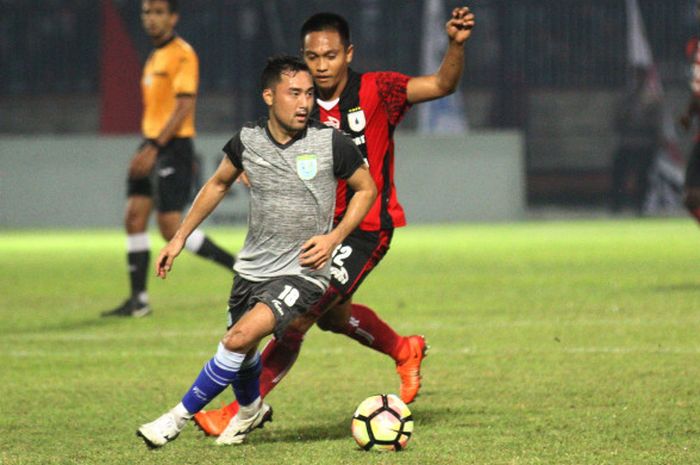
[126,232,151,303]
[185,229,235,270]
[197,236,236,270]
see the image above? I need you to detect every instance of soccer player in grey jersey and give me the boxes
[136,56,376,448]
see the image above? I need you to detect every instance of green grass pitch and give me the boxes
[1,219,699,464]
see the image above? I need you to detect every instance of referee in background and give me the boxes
[102,0,235,318]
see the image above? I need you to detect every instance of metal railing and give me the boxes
[0,1,695,93]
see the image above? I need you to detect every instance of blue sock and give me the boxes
[181,343,245,414]
[232,351,262,407]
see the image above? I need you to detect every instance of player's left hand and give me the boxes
[446,6,475,45]
[299,234,339,270]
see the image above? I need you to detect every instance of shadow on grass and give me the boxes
[258,404,467,445]
[1,316,118,337]
[651,283,700,293]
[261,418,349,444]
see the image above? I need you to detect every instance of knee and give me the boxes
[159,226,176,241]
[221,330,251,353]
[125,208,146,233]
[316,317,342,333]
[316,303,350,333]
[157,214,181,241]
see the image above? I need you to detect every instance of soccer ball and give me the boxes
[351,394,414,451]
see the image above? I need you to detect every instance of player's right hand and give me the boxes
[155,238,184,279]
[236,171,251,188]
[129,144,158,178]
[446,6,475,45]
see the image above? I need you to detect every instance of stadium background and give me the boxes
[3,3,700,464]
[1,0,697,226]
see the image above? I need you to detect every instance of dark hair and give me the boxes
[300,12,351,49]
[261,55,310,91]
[144,0,178,13]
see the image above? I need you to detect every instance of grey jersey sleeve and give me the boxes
[332,129,365,179]
[222,131,244,170]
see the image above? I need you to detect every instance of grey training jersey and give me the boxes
[223,119,364,290]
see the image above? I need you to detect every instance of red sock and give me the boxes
[691,207,700,224]
[259,329,304,396]
[223,329,305,416]
[342,303,404,362]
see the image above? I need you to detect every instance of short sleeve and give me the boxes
[332,130,365,179]
[222,131,244,170]
[173,48,199,97]
[373,71,412,126]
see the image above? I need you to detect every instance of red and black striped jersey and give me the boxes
[312,69,412,231]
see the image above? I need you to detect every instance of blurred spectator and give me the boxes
[609,67,661,214]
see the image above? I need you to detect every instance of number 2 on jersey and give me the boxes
[332,245,353,267]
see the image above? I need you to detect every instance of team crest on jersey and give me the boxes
[347,107,366,132]
[296,154,318,180]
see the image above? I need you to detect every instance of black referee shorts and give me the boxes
[127,137,195,212]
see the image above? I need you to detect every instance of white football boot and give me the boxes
[137,410,188,448]
[215,402,273,445]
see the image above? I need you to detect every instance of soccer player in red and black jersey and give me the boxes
[681,1,700,223]
[194,7,475,435]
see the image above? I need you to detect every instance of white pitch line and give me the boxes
[0,329,223,342]
[5,346,700,359]
[3,317,698,343]
[445,347,700,355]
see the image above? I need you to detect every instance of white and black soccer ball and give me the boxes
[351,394,413,451]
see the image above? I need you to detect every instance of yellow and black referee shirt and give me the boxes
[141,35,198,139]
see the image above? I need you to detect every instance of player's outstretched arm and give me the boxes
[406,6,475,105]
[156,155,241,279]
[300,165,376,270]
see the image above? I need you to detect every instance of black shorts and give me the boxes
[329,228,393,299]
[127,138,194,212]
[227,275,325,339]
[685,141,700,188]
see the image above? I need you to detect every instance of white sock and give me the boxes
[237,396,262,420]
[172,402,194,420]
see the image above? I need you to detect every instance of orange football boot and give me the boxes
[193,402,239,437]
[395,335,428,404]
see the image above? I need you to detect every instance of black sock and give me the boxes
[128,250,150,299]
[196,236,235,269]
